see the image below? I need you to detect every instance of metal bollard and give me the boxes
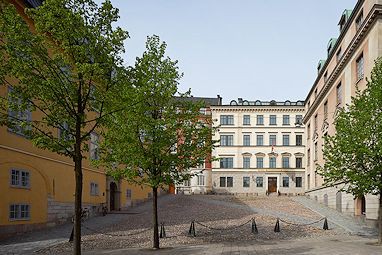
[69,225,74,242]
[274,218,280,232]
[160,222,166,238]
[188,220,196,237]
[251,218,258,234]
[323,218,329,230]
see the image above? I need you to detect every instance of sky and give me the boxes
[108,0,357,103]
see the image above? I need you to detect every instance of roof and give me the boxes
[223,98,305,107]
[175,95,222,106]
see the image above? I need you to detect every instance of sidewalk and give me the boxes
[83,235,381,255]
[292,196,378,236]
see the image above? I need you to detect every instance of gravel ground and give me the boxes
[37,194,344,254]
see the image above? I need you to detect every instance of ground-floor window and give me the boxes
[9,204,30,220]
[220,177,233,187]
[243,177,250,187]
[295,177,302,187]
[126,189,132,198]
[282,177,289,187]
[197,175,205,186]
[256,177,263,187]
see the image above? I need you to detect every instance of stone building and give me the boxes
[210,99,305,195]
[303,0,382,226]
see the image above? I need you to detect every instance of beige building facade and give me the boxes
[211,99,305,195]
[304,0,382,225]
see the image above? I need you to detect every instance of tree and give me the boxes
[0,1,128,254]
[318,58,382,244]
[101,35,216,249]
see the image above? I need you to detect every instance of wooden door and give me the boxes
[268,177,277,193]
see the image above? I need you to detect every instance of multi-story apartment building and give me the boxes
[0,0,152,237]
[304,0,382,225]
[175,96,222,195]
[210,98,305,195]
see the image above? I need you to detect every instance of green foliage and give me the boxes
[101,35,217,188]
[0,0,128,157]
[318,58,382,196]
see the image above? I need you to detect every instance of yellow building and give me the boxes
[0,0,152,237]
[304,0,382,225]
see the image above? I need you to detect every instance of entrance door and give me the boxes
[268,177,277,193]
[110,182,117,211]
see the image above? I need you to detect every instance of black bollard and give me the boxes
[274,218,280,232]
[188,220,196,237]
[160,222,166,238]
[251,218,258,234]
[69,225,74,242]
[323,218,329,230]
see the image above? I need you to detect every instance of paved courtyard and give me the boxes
[0,194,381,255]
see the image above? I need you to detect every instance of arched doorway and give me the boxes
[355,195,366,216]
[110,182,117,211]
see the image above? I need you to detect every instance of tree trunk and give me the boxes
[73,140,83,254]
[152,186,159,249]
[379,192,382,245]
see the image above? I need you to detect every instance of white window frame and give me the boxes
[10,169,30,188]
[90,182,99,196]
[9,204,30,221]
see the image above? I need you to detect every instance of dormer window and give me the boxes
[338,9,353,32]
[356,10,364,31]
[336,48,342,63]
[327,38,337,56]
[317,60,326,74]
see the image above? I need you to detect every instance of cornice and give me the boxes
[304,3,382,123]
[211,107,305,113]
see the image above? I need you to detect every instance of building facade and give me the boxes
[175,96,222,195]
[210,99,305,195]
[304,0,382,225]
[0,0,152,237]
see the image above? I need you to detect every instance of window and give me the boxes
[296,158,302,168]
[220,135,233,146]
[256,157,264,168]
[314,88,318,98]
[8,88,32,136]
[324,71,328,83]
[90,133,99,160]
[307,149,311,166]
[296,177,302,188]
[282,177,289,187]
[90,182,99,196]
[295,115,303,125]
[227,177,233,187]
[282,134,290,146]
[243,135,250,146]
[243,177,250,188]
[256,134,264,146]
[184,180,191,186]
[58,122,71,141]
[269,115,277,125]
[243,157,250,168]
[356,53,364,81]
[199,108,207,115]
[296,135,302,146]
[257,115,264,125]
[314,142,318,161]
[314,115,318,133]
[219,177,226,187]
[282,115,290,125]
[356,11,364,31]
[269,157,276,168]
[11,169,30,188]
[336,48,342,63]
[336,83,342,106]
[243,115,250,125]
[220,158,233,168]
[282,157,290,168]
[126,189,132,198]
[324,101,328,120]
[269,134,277,146]
[197,175,205,186]
[307,124,311,139]
[10,204,30,220]
[220,115,234,125]
[256,177,263,187]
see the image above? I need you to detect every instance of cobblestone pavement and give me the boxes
[293,196,378,236]
[0,195,378,255]
[84,235,382,255]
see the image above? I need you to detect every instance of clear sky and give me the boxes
[109,0,357,103]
